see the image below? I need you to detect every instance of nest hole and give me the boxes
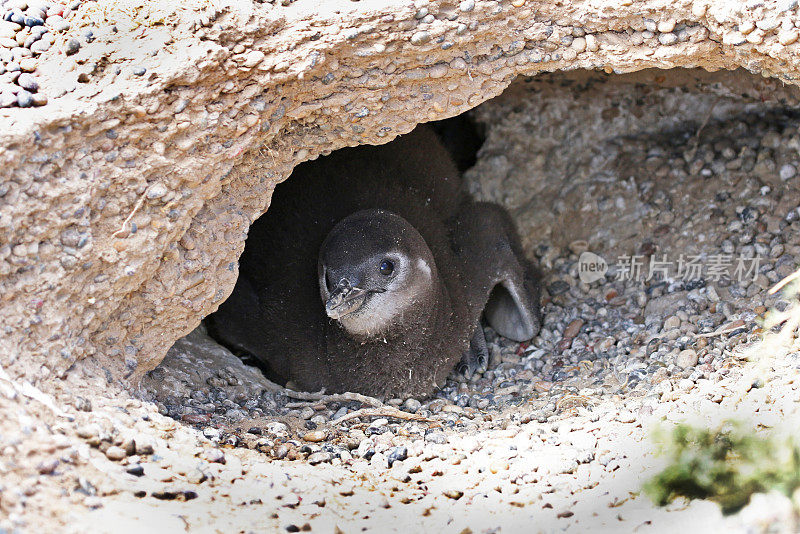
[143,68,800,459]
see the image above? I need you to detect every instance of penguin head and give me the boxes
[318,209,438,340]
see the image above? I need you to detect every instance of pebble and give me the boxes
[616,411,636,423]
[203,448,226,463]
[37,458,59,474]
[387,446,408,467]
[563,319,583,339]
[658,32,678,45]
[307,452,332,465]
[126,463,145,476]
[402,398,421,412]
[15,88,31,106]
[16,72,36,91]
[663,316,681,330]
[303,430,327,442]
[677,349,699,368]
[779,163,796,180]
[778,29,799,45]
[0,90,16,107]
[64,37,79,54]
[410,31,431,45]
[105,446,127,461]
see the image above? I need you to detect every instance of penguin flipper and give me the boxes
[453,202,542,343]
[484,269,541,342]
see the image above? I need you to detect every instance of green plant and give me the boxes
[645,422,800,514]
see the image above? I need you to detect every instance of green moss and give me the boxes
[645,423,800,514]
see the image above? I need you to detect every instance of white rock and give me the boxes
[658,32,678,45]
[778,29,799,45]
[723,31,747,45]
[780,163,796,180]
[756,18,780,31]
[243,50,265,68]
[657,20,676,33]
[677,349,699,368]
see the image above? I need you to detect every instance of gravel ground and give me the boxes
[4,70,800,532]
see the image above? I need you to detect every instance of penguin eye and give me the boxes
[379,259,394,276]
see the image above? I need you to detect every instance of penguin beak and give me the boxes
[325,279,369,319]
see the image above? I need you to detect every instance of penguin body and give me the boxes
[209,126,541,398]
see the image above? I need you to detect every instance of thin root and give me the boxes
[283,389,384,408]
[333,406,435,424]
[112,187,150,238]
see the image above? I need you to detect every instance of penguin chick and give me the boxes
[208,125,541,399]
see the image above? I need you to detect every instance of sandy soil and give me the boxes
[4,70,800,533]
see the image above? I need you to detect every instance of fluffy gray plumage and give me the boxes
[209,126,541,399]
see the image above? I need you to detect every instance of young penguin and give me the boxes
[208,125,541,399]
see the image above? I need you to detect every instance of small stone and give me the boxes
[19,57,36,72]
[126,463,144,476]
[24,15,44,27]
[303,430,326,442]
[0,22,19,39]
[51,19,69,32]
[459,0,474,12]
[16,72,37,91]
[37,458,59,474]
[31,92,46,105]
[187,468,207,484]
[410,31,431,45]
[146,183,168,199]
[16,88,32,106]
[29,38,49,52]
[243,50,264,68]
[548,280,569,295]
[677,349,699,368]
[778,29,799,45]
[722,31,746,45]
[307,452,332,465]
[0,91,16,107]
[105,446,127,461]
[570,36,586,52]
[64,37,79,55]
[563,319,583,339]
[132,66,146,76]
[402,398,421,413]
[780,164,797,180]
[616,411,636,423]
[203,448,226,463]
[425,431,447,444]
[663,315,681,330]
[658,32,678,45]
[657,20,676,33]
[76,424,100,440]
[444,490,464,500]
[387,446,408,467]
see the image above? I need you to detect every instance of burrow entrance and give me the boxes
[141,68,800,468]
